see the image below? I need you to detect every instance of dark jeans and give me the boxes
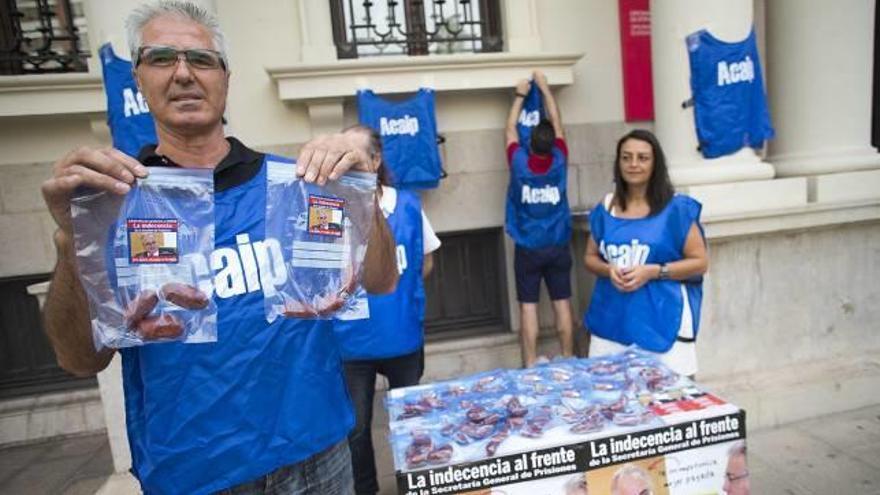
[343,349,425,495]
[217,440,353,495]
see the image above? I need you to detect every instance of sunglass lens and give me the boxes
[144,47,179,66]
[187,50,221,69]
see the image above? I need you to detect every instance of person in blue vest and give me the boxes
[334,124,441,495]
[39,2,398,494]
[583,129,709,377]
[504,70,574,367]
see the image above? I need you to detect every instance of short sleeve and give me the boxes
[421,209,441,254]
[554,138,568,158]
[506,142,520,166]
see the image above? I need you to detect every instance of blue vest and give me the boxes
[120,155,354,495]
[584,195,704,353]
[333,190,425,360]
[686,28,774,158]
[98,43,157,157]
[505,146,571,249]
[517,80,545,148]
[357,88,442,189]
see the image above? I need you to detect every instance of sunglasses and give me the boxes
[136,45,226,70]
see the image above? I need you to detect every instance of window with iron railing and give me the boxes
[424,228,508,340]
[330,0,502,59]
[0,0,89,75]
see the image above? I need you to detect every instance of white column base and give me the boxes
[306,100,345,137]
[681,177,807,219]
[771,146,880,177]
[97,354,131,474]
[810,169,880,204]
[669,148,775,187]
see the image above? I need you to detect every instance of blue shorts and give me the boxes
[514,244,572,303]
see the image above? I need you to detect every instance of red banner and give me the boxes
[619,0,654,121]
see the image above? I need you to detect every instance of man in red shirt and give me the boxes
[504,70,574,367]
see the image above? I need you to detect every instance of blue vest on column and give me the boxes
[505,146,571,249]
[584,194,704,353]
[517,80,545,148]
[333,189,425,360]
[686,27,774,158]
[120,155,354,495]
[357,88,442,189]
[98,43,157,157]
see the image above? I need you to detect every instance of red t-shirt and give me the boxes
[507,138,568,175]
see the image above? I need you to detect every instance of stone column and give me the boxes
[766,0,880,202]
[650,0,774,186]
[504,0,541,53]
[649,0,806,216]
[298,0,338,63]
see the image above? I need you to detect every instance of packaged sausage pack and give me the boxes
[263,161,377,322]
[71,167,217,348]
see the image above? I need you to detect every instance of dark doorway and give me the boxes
[0,274,96,399]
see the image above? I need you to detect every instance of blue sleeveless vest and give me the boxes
[686,27,774,158]
[333,189,425,360]
[98,43,157,157]
[584,195,704,353]
[517,80,545,148]
[357,88,442,189]
[505,146,571,249]
[120,155,354,495]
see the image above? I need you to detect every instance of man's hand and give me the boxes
[515,78,530,95]
[533,70,548,90]
[296,133,373,185]
[42,147,147,235]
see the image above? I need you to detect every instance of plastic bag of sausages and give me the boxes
[263,159,377,322]
[70,167,216,348]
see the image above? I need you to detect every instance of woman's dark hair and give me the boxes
[342,124,393,186]
[530,119,556,156]
[613,128,675,215]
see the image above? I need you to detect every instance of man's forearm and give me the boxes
[43,231,113,376]
[539,85,564,137]
[505,95,526,142]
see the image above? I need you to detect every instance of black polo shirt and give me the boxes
[137,137,265,192]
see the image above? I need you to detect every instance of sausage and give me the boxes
[137,314,184,340]
[160,283,209,310]
[282,300,317,318]
[125,290,159,327]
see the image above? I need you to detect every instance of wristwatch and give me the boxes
[658,263,670,280]
[515,91,527,98]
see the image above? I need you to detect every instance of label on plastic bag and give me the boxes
[127,218,179,263]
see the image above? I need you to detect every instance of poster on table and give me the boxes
[389,350,747,495]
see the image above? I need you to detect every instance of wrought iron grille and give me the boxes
[330,0,503,59]
[0,0,89,75]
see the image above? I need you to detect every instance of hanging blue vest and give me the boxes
[333,189,425,360]
[357,88,442,189]
[517,80,545,148]
[686,27,774,158]
[584,194,704,353]
[505,146,571,249]
[98,43,157,157]
[119,155,354,495]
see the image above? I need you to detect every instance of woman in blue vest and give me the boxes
[583,129,709,377]
[334,125,442,495]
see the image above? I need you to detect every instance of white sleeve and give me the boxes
[421,209,441,254]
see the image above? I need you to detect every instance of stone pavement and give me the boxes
[1,404,878,494]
